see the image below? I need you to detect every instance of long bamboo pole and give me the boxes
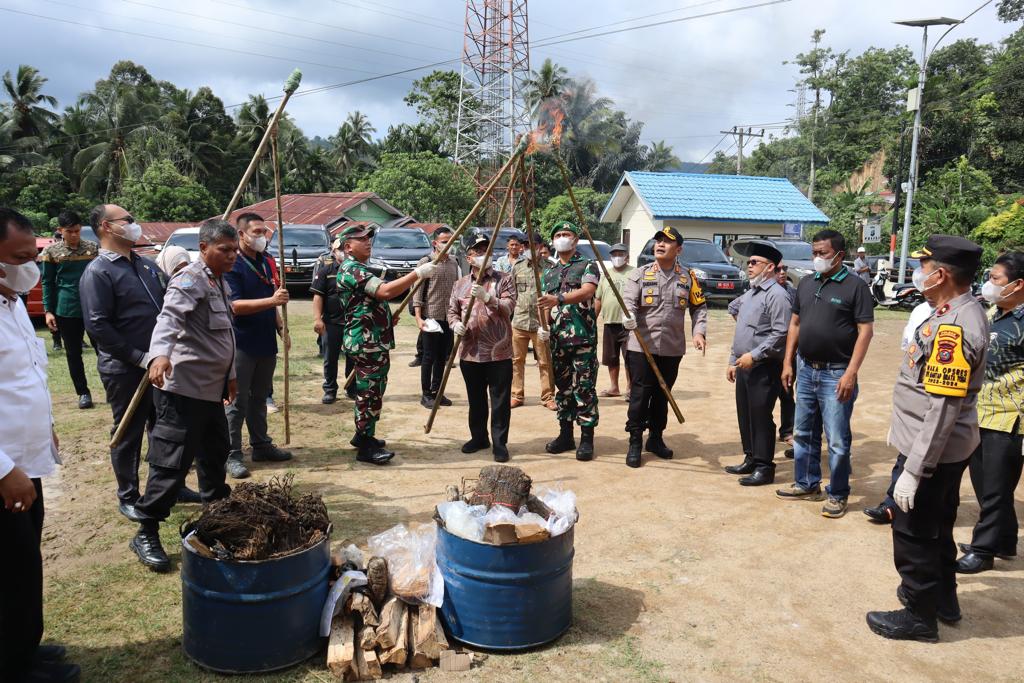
[552,155,684,424]
[342,138,527,391]
[270,130,291,445]
[517,155,555,397]
[110,70,302,448]
[424,165,519,434]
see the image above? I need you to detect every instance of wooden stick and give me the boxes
[552,154,684,424]
[108,374,150,448]
[517,155,556,397]
[424,164,519,434]
[270,130,291,445]
[342,139,526,391]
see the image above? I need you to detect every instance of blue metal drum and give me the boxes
[436,523,574,650]
[180,532,331,673]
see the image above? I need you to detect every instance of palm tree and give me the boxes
[523,58,571,116]
[237,94,270,155]
[1,65,58,140]
[329,111,376,180]
[345,110,375,148]
[644,141,681,172]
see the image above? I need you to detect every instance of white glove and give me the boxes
[622,316,637,330]
[470,283,492,303]
[893,469,921,513]
[452,321,466,337]
[414,262,436,280]
[537,327,550,342]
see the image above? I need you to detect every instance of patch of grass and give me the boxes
[603,635,668,683]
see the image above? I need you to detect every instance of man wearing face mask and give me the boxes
[866,234,988,642]
[413,226,459,409]
[723,241,790,486]
[955,251,1024,575]
[80,205,203,523]
[222,213,292,479]
[595,243,633,399]
[778,229,874,518]
[449,234,517,461]
[538,221,601,461]
[311,237,352,404]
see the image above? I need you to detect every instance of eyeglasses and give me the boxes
[105,215,135,224]
[746,259,769,267]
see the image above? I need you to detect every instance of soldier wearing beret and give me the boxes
[723,241,790,486]
[866,235,989,642]
[335,225,436,464]
[537,220,601,461]
[621,227,708,468]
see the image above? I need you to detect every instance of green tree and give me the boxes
[330,111,376,183]
[14,164,72,219]
[114,159,218,222]
[403,70,464,156]
[356,152,475,225]
[913,156,999,243]
[643,141,680,171]
[973,199,1024,261]
[1,65,58,140]
[537,187,615,243]
[523,58,571,116]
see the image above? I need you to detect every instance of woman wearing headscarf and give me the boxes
[155,245,190,278]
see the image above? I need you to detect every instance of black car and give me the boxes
[372,228,432,281]
[266,224,332,288]
[637,238,748,302]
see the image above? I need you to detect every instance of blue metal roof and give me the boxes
[608,172,829,224]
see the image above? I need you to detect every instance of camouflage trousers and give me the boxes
[551,344,599,428]
[352,351,390,437]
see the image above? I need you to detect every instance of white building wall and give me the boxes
[622,194,661,259]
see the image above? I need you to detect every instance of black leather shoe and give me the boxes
[576,426,594,461]
[493,444,509,463]
[409,357,422,367]
[226,458,250,479]
[644,432,673,459]
[176,486,202,504]
[626,431,642,468]
[130,527,171,573]
[438,395,453,407]
[252,445,292,462]
[739,466,775,486]
[24,660,81,682]
[896,585,961,624]
[321,392,336,404]
[78,394,93,409]
[420,395,434,409]
[34,644,67,662]
[958,542,1015,560]
[866,608,938,642]
[784,447,794,459]
[461,438,490,454]
[863,503,895,524]
[546,421,575,454]
[724,458,756,475]
[118,502,144,523]
[956,552,994,574]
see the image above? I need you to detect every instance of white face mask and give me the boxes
[470,255,488,269]
[611,255,627,268]
[912,266,940,293]
[113,221,143,244]
[982,279,1019,304]
[812,252,839,273]
[552,236,575,253]
[248,235,268,253]
[750,266,773,288]
[0,260,41,293]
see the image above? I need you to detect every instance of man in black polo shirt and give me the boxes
[778,229,874,518]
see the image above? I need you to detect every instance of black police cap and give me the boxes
[911,235,982,273]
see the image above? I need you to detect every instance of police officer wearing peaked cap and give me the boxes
[866,234,989,642]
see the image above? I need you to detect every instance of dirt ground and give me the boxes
[37,301,1024,682]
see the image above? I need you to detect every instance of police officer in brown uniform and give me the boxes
[128,219,240,572]
[866,235,989,642]
[621,227,708,467]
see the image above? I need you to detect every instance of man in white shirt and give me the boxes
[0,208,80,683]
[854,246,872,284]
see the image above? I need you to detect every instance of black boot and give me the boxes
[355,433,395,465]
[644,431,673,459]
[626,431,642,468]
[130,524,170,573]
[349,434,386,449]
[546,421,576,454]
[576,426,595,461]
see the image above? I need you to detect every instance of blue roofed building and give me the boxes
[599,171,830,260]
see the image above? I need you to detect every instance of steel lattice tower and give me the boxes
[455,0,530,225]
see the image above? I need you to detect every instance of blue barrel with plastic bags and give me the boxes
[435,522,575,650]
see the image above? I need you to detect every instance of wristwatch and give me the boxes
[557,293,565,305]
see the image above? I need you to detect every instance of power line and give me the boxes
[698,134,730,163]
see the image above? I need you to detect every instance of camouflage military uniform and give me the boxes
[544,252,601,427]
[337,259,394,438]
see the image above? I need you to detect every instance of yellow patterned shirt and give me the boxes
[978,304,1024,433]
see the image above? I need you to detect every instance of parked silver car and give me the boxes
[728,238,815,285]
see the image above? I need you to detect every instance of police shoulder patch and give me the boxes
[688,269,706,306]
[178,272,196,289]
[922,324,970,397]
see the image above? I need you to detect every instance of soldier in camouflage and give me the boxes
[335,224,437,464]
[538,220,601,461]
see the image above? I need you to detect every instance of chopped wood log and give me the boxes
[326,615,355,678]
[346,591,380,628]
[365,556,389,609]
[374,597,406,650]
[358,625,376,651]
[378,601,409,667]
[439,650,472,672]
[468,465,531,509]
[353,645,382,680]
[525,494,553,520]
[413,605,445,660]
[444,483,461,502]
[407,607,432,669]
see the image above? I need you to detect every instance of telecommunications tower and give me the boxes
[454,0,531,224]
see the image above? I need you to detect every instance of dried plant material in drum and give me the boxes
[468,465,532,510]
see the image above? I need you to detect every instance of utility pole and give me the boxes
[720,126,764,174]
[808,85,820,201]
[890,123,907,265]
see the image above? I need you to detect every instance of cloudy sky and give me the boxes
[2,0,1016,161]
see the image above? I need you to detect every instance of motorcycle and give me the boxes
[872,265,924,311]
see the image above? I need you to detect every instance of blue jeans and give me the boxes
[793,358,858,498]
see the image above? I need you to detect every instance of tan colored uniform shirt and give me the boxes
[148,259,237,403]
[888,290,990,477]
[623,262,708,357]
[511,257,540,332]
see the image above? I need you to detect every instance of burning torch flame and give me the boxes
[526,98,565,156]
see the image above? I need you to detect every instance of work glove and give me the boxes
[893,469,920,513]
[537,327,550,342]
[414,262,437,280]
[452,321,466,337]
[470,283,492,303]
[622,315,637,330]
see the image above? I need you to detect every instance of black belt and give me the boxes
[801,358,847,370]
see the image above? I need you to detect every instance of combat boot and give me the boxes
[130,523,170,573]
[546,421,576,454]
[644,431,673,459]
[626,431,643,468]
[355,433,395,466]
[576,426,595,461]
[349,434,386,449]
